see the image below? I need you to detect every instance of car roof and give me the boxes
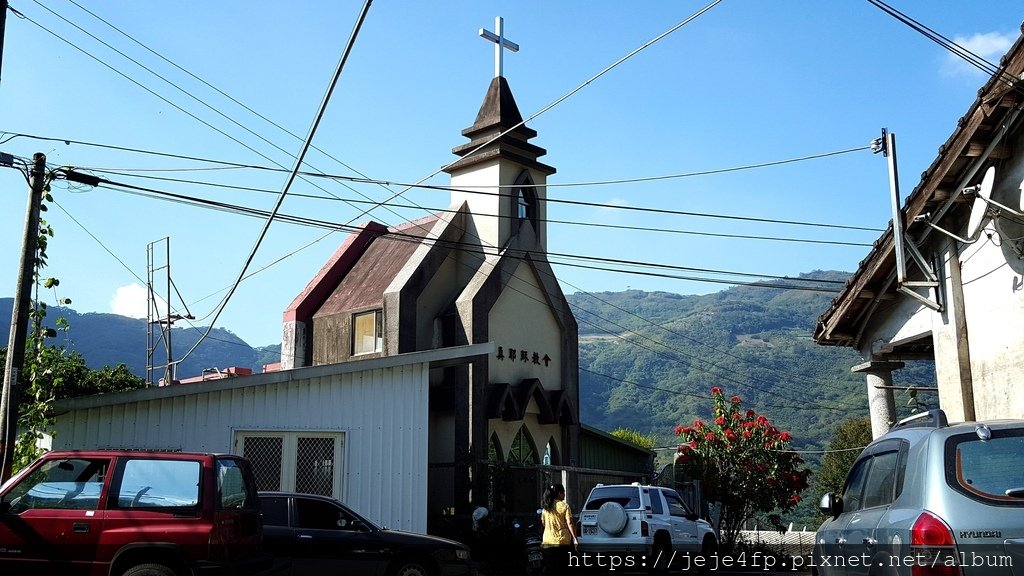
[42,450,234,459]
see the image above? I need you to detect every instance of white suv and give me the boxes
[578,483,717,570]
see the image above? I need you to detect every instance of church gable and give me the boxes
[487,259,563,387]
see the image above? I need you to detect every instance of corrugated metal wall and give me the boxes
[52,363,430,532]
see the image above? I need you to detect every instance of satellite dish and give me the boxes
[966,166,996,239]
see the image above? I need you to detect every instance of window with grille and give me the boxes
[236,432,344,497]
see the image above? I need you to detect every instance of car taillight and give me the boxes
[909,511,961,576]
[640,521,649,537]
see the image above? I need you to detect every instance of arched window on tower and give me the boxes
[512,171,538,234]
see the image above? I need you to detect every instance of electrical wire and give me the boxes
[12,1,864,406]
[867,0,1024,94]
[176,0,374,367]
[50,168,863,411]
[84,168,875,249]
[66,171,846,290]
[3,132,885,234]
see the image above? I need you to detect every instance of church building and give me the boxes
[280,20,580,523]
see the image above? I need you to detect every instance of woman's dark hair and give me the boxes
[541,483,565,511]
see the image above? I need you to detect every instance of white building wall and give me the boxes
[949,151,1024,421]
[489,261,563,387]
[51,363,431,532]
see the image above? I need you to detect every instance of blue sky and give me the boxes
[0,1,1019,348]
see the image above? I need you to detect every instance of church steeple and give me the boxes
[445,76,555,176]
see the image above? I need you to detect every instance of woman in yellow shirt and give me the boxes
[540,483,577,575]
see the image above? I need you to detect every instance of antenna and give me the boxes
[964,166,1024,220]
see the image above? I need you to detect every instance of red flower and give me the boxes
[693,419,705,429]
[742,430,753,439]
[710,386,722,395]
[731,395,741,404]
[779,431,793,442]
[674,425,685,435]
[705,432,716,442]
[715,416,726,426]
[724,429,737,442]
[745,409,755,418]
[731,412,741,421]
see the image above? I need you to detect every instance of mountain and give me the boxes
[571,271,934,449]
[0,299,267,382]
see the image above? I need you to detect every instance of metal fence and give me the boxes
[738,529,816,557]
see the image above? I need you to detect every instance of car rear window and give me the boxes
[946,428,1024,505]
[584,486,642,510]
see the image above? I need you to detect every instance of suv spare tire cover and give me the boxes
[597,502,629,535]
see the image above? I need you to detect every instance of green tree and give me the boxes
[674,387,811,551]
[815,417,871,513]
[609,427,656,449]
[1,189,146,471]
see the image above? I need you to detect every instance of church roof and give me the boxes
[284,215,440,324]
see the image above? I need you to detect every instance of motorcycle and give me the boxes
[514,512,544,575]
[470,508,545,576]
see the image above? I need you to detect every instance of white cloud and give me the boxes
[110,283,153,319]
[943,32,1015,77]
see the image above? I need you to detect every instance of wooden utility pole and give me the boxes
[0,153,47,482]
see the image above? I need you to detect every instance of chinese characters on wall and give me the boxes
[495,346,551,367]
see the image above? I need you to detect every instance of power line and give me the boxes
[339,0,725,228]
[175,0,375,367]
[866,0,1024,94]
[62,170,846,290]
[83,167,875,249]
[3,131,885,234]
[51,167,860,412]
[12,1,857,408]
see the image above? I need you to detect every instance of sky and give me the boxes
[0,1,1020,350]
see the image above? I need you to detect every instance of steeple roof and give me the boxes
[445,76,555,175]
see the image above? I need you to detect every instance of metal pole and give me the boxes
[0,153,47,482]
[884,129,907,284]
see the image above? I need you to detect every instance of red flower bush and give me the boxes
[674,387,811,551]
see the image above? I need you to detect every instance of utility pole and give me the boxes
[0,0,7,85]
[0,153,47,483]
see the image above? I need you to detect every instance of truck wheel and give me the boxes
[121,564,177,576]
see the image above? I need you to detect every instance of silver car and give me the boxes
[814,409,1024,576]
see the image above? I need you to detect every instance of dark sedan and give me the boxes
[258,491,473,576]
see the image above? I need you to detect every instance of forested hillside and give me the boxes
[569,271,935,454]
[0,299,261,382]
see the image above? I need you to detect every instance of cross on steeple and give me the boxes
[478,16,519,78]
